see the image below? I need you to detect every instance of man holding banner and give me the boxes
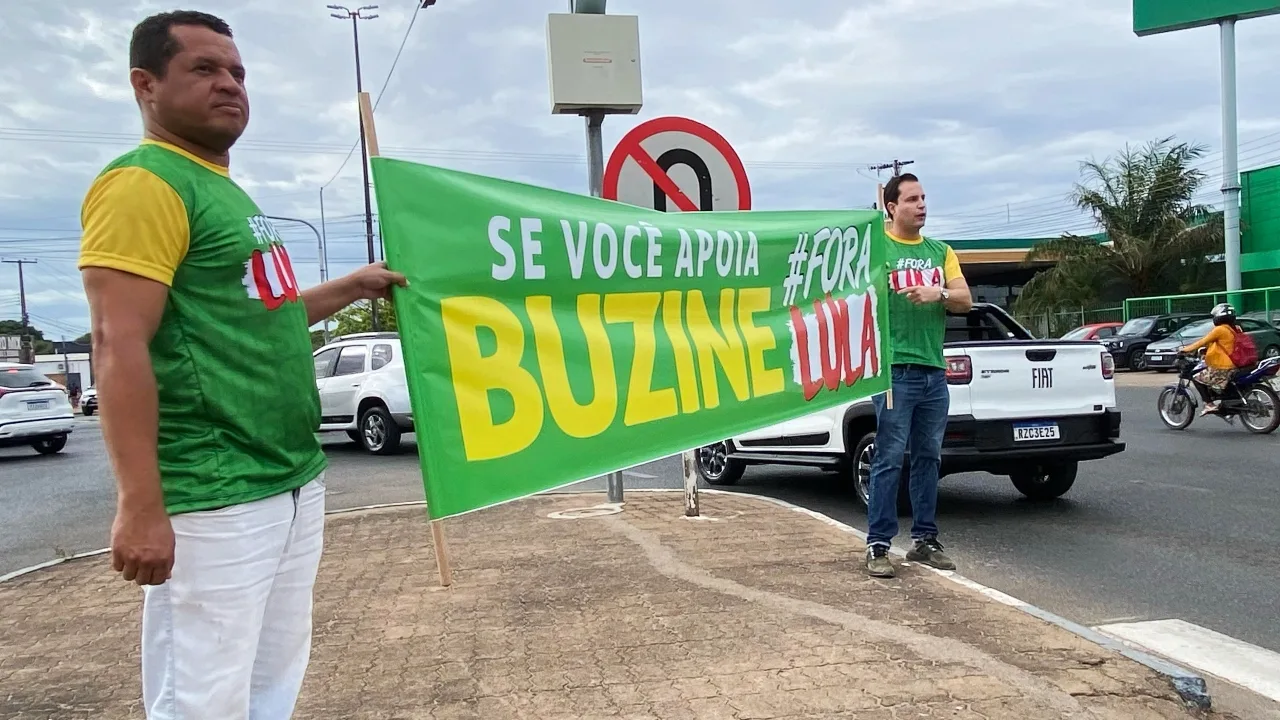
[865,173,973,578]
[79,10,404,719]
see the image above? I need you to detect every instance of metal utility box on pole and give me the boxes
[547,0,643,502]
[1133,1,1280,297]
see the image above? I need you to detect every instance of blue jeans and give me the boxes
[866,364,949,548]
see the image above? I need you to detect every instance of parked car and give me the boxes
[80,385,97,416]
[1143,316,1280,371]
[312,332,413,454]
[1102,312,1206,371]
[695,304,1124,508]
[0,362,75,455]
[1060,322,1123,341]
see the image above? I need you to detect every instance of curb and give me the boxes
[0,488,1212,710]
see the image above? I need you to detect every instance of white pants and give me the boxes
[141,476,326,720]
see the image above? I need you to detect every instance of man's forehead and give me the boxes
[170,24,241,60]
[897,181,924,198]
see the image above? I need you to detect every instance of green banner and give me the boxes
[371,157,892,519]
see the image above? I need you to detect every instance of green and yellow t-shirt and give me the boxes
[884,230,964,369]
[79,140,326,515]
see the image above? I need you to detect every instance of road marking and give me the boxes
[1094,619,1280,701]
[623,471,657,479]
[1128,479,1211,494]
[1094,615,1148,625]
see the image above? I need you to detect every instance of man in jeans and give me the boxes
[865,173,973,578]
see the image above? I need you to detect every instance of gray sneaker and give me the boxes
[906,537,956,571]
[865,544,895,578]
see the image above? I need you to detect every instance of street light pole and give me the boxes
[329,3,381,331]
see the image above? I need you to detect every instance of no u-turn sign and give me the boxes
[603,116,751,212]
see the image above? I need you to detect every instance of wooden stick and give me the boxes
[359,89,453,587]
[431,519,452,587]
[357,91,380,157]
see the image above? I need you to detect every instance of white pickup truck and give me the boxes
[693,304,1125,508]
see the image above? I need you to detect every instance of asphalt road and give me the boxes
[0,422,430,576]
[2,384,1277,663]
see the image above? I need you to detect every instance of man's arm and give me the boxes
[78,166,189,586]
[84,268,174,583]
[300,261,408,326]
[943,276,974,313]
[898,246,973,311]
[941,245,973,312]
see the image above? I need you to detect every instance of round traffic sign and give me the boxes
[603,116,751,212]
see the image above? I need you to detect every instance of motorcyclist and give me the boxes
[1178,302,1243,415]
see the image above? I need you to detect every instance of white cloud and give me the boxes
[1,0,1280,333]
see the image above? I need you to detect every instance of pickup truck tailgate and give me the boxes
[954,342,1115,421]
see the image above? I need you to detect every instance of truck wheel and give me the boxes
[32,435,68,455]
[359,405,402,455]
[694,441,744,485]
[1010,462,1077,501]
[851,432,912,515]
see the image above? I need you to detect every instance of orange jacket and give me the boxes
[1183,325,1237,370]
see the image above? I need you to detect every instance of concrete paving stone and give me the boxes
[0,493,1239,719]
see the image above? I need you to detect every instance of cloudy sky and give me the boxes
[3,0,1280,339]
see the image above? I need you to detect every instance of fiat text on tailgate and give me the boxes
[692,304,1124,508]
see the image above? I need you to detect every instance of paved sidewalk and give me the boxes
[0,492,1229,719]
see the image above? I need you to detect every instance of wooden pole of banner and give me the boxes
[358,91,453,588]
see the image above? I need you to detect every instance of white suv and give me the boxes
[0,362,75,455]
[312,332,413,454]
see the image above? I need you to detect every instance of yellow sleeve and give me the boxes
[1184,325,1228,352]
[78,166,190,286]
[942,246,964,283]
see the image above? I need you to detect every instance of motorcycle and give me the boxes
[1157,351,1280,433]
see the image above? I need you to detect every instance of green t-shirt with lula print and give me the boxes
[79,142,326,515]
[883,230,965,369]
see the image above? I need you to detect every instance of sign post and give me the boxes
[548,1,643,505]
[602,115,751,516]
[1133,0,1280,296]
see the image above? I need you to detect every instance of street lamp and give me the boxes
[265,215,330,343]
[328,3,382,330]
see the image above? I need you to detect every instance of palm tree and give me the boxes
[1015,136,1224,319]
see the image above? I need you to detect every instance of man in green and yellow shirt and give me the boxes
[865,173,973,578]
[78,10,404,718]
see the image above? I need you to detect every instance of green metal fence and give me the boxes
[1013,306,1126,339]
[1122,286,1280,322]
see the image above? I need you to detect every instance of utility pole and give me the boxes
[329,3,381,331]
[871,159,914,177]
[2,258,36,363]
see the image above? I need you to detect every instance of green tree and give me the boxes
[332,299,397,337]
[0,319,55,354]
[1016,137,1224,320]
